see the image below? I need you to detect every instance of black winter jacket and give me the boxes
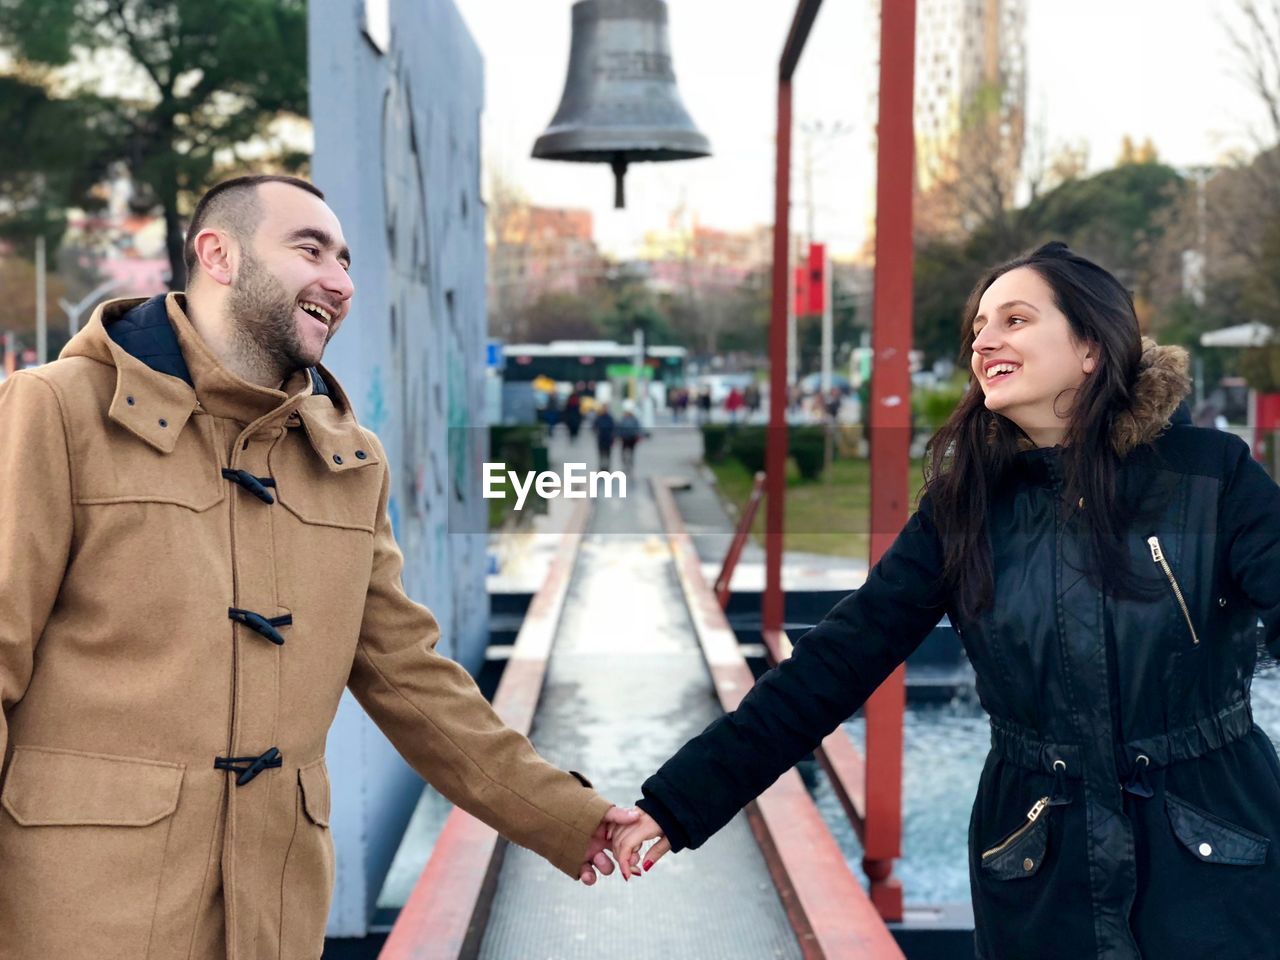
[638,343,1280,959]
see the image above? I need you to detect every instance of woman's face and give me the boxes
[969,266,1097,447]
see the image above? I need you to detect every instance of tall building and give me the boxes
[913,0,1027,234]
[636,222,773,296]
[487,204,604,336]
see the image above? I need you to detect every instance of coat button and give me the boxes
[158,418,168,428]
[333,454,343,465]
[126,395,136,406]
[1219,597,1227,607]
[355,450,367,460]
[1198,842,1213,857]
[1023,857,1035,871]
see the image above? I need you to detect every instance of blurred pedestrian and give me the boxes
[618,400,644,471]
[824,387,842,422]
[542,390,560,438]
[725,386,744,423]
[564,386,583,441]
[697,387,712,424]
[671,386,689,423]
[594,402,616,470]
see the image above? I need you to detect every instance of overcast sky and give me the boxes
[453,0,1271,257]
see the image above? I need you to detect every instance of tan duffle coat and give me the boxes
[0,294,611,959]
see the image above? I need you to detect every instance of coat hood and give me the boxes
[1109,338,1192,456]
[61,293,369,471]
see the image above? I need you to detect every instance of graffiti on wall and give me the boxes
[377,50,486,662]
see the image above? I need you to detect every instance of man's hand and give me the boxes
[610,810,667,880]
[579,805,641,885]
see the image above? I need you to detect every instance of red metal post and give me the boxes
[862,0,917,922]
[764,77,793,637]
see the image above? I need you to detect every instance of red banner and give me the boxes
[807,243,826,314]
[792,263,808,317]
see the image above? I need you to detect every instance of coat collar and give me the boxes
[1005,338,1192,459]
[63,293,376,472]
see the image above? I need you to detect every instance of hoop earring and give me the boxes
[1052,388,1077,420]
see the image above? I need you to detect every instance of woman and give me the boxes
[613,243,1280,959]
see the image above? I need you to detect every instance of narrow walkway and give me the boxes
[476,428,801,959]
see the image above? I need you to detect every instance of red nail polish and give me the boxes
[643,860,653,871]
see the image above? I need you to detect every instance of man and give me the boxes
[0,175,635,960]
[593,402,616,470]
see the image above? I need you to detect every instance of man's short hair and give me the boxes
[183,175,325,280]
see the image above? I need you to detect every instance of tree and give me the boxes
[599,281,672,348]
[912,163,1188,366]
[514,291,606,344]
[915,80,1026,248]
[0,0,310,288]
[0,72,119,253]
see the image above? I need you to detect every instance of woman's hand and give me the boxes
[610,810,671,878]
[579,805,640,885]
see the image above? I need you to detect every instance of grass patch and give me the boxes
[708,455,927,559]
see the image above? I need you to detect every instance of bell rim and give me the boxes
[532,131,711,162]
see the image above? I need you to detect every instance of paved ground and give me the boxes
[477,422,800,959]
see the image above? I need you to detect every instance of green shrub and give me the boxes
[700,424,731,462]
[915,380,969,428]
[487,425,547,527]
[730,426,768,473]
[789,427,827,480]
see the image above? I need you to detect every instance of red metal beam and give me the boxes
[764,73,793,638]
[653,478,904,960]
[378,501,592,960]
[714,470,766,609]
[779,0,825,80]
[862,0,918,923]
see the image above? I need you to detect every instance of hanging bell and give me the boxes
[533,0,711,208]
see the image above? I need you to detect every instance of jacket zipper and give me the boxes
[1147,535,1200,645]
[981,796,1050,860]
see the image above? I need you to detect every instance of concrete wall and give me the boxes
[309,0,488,936]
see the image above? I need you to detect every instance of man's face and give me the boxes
[225,183,354,376]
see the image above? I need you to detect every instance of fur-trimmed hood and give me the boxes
[1109,337,1192,456]
[1003,338,1192,457]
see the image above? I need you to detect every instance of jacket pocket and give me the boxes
[1165,792,1270,866]
[281,758,335,957]
[299,757,331,827]
[270,443,381,533]
[0,747,184,960]
[980,795,1051,880]
[75,418,224,512]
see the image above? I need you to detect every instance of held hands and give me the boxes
[610,809,669,880]
[578,806,670,885]
[579,805,641,885]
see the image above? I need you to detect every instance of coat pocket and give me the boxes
[0,746,183,960]
[280,758,335,958]
[1165,792,1270,866]
[980,795,1051,880]
[270,443,382,533]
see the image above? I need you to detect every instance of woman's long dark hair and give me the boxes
[925,241,1147,621]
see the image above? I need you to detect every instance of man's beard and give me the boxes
[225,250,322,383]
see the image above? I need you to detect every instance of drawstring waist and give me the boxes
[988,698,1254,792]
